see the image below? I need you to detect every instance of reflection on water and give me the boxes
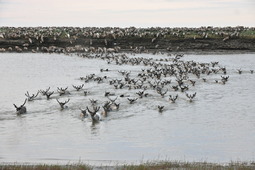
[0,53,255,165]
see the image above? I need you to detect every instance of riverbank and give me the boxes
[1,161,255,170]
[0,26,255,53]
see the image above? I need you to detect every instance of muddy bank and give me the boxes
[0,26,255,53]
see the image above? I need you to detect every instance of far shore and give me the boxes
[1,161,255,170]
[1,26,255,54]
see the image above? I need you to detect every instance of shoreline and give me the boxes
[1,161,255,170]
[1,26,255,54]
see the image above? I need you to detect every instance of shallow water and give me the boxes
[0,53,255,165]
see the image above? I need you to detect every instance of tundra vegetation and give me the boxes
[0,161,255,170]
[0,26,255,53]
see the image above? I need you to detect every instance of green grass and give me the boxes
[240,30,255,39]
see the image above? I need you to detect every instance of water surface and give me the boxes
[0,53,254,165]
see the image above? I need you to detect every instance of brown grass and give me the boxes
[1,161,255,170]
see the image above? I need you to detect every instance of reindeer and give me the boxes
[136,90,145,98]
[105,91,115,97]
[107,96,118,103]
[40,87,50,96]
[185,92,197,102]
[102,101,111,117]
[169,94,178,103]
[221,75,229,84]
[25,91,39,101]
[172,85,179,91]
[250,70,254,74]
[86,106,101,122]
[56,98,70,109]
[180,85,189,92]
[157,88,168,97]
[211,62,219,67]
[237,69,242,74]
[89,99,98,105]
[57,87,70,96]
[72,84,84,91]
[45,91,54,100]
[13,99,27,115]
[127,98,138,104]
[189,80,196,86]
[158,105,164,113]
[79,108,88,118]
[84,91,89,96]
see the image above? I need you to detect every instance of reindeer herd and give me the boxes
[13,52,254,124]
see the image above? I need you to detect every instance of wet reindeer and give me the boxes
[221,75,229,84]
[185,92,197,102]
[45,91,54,100]
[86,106,101,123]
[79,108,88,118]
[72,84,84,91]
[25,91,39,101]
[13,99,27,115]
[40,87,50,96]
[158,105,164,113]
[57,87,70,96]
[169,94,178,103]
[127,98,138,104]
[56,98,70,109]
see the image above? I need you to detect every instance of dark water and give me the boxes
[0,53,254,165]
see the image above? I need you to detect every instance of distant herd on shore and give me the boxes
[1,26,255,53]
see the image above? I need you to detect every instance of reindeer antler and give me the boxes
[21,99,27,107]
[107,96,118,103]
[40,87,50,95]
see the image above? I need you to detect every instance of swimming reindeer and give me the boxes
[127,98,138,104]
[185,92,197,102]
[72,84,84,91]
[40,87,50,96]
[13,99,27,115]
[107,96,118,103]
[158,105,164,113]
[136,90,145,98]
[25,91,39,101]
[79,108,88,118]
[56,98,70,109]
[221,75,229,84]
[45,91,54,100]
[169,94,178,103]
[57,87,70,96]
[86,106,101,122]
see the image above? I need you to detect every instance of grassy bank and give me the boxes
[1,26,255,52]
[1,161,255,170]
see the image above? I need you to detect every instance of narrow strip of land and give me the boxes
[0,26,255,53]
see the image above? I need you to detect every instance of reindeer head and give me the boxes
[56,98,70,109]
[169,94,178,103]
[158,105,164,113]
[86,106,101,122]
[72,84,84,91]
[25,90,39,101]
[127,98,138,104]
[40,87,50,96]
[185,92,196,102]
[57,87,69,96]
